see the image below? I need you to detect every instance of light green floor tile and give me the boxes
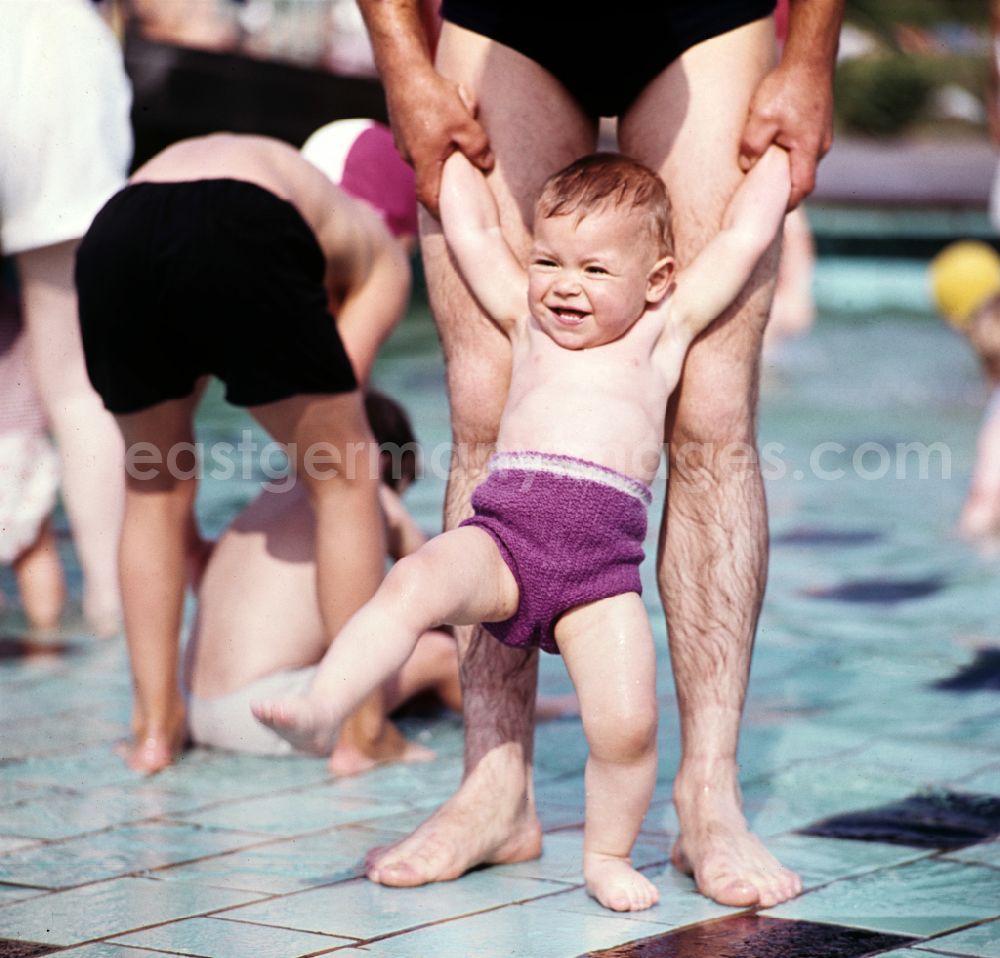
[764,859,1000,937]
[737,721,865,779]
[0,747,142,790]
[152,825,406,893]
[0,881,44,904]
[175,785,412,835]
[0,710,123,760]
[919,919,1000,957]
[945,840,1000,869]
[0,780,67,808]
[0,836,40,854]
[766,834,934,888]
[304,754,463,805]
[0,822,266,888]
[149,751,330,804]
[111,915,354,957]
[219,872,566,938]
[0,786,200,840]
[360,900,669,958]
[855,740,999,785]
[947,713,1000,750]
[957,765,1000,794]
[0,876,262,945]
[742,758,917,837]
[51,946,180,957]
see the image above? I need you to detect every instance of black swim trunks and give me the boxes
[441,0,777,118]
[76,178,358,415]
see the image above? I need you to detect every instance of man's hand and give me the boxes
[386,70,493,218]
[738,61,833,210]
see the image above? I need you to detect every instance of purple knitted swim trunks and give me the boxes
[460,451,652,655]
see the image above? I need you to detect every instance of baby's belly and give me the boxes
[496,418,663,484]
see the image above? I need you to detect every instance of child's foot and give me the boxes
[584,852,660,912]
[251,696,341,755]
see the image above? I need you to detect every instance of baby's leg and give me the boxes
[252,526,519,755]
[556,593,660,912]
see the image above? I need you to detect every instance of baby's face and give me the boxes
[528,206,667,350]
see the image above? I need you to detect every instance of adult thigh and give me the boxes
[620,17,778,443]
[429,23,599,460]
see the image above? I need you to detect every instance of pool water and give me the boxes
[0,256,998,957]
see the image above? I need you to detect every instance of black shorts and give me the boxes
[441,0,777,118]
[76,178,358,415]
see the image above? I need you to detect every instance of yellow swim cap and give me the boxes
[930,240,1000,329]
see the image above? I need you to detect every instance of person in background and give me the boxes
[75,123,416,774]
[931,240,1000,540]
[1,0,133,637]
[184,388,462,774]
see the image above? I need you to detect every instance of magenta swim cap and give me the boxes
[301,119,417,239]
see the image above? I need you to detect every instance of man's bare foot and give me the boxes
[251,696,341,755]
[672,775,802,908]
[365,752,543,886]
[584,852,660,912]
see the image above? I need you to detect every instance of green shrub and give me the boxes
[835,55,934,135]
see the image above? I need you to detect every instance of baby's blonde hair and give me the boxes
[535,153,672,256]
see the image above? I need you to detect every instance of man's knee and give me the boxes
[668,370,762,502]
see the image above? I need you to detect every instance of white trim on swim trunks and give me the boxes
[489,451,652,506]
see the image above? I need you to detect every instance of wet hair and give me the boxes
[364,389,419,491]
[535,153,672,255]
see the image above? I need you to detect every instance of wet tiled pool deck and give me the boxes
[1,261,999,957]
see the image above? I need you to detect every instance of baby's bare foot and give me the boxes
[251,696,341,755]
[584,852,660,912]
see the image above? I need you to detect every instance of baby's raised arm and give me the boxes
[671,146,792,342]
[439,152,527,335]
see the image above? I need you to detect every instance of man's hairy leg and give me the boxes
[366,22,596,887]
[621,18,801,907]
[365,224,542,886]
